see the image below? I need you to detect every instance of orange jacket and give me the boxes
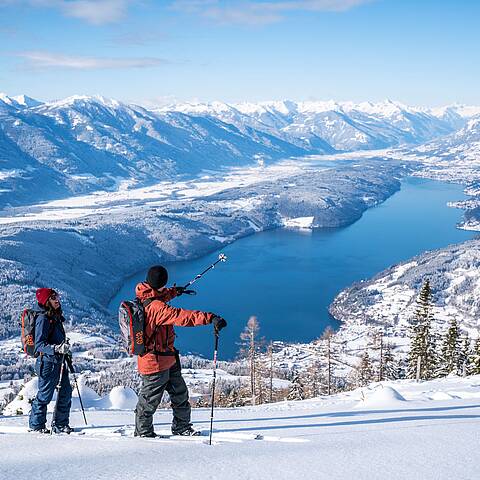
[135,282,214,375]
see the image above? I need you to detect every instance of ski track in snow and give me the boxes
[1,376,480,479]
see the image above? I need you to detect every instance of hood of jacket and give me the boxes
[135,282,170,302]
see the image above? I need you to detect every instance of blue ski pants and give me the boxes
[29,355,72,430]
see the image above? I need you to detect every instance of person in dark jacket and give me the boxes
[28,288,73,434]
[134,265,227,438]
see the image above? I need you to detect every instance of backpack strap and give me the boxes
[142,298,155,308]
[141,298,157,351]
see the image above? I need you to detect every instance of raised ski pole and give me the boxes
[183,253,227,290]
[65,355,88,425]
[50,354,66,434]
[208,332,220,446]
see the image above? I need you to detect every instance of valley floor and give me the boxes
[1,376,479,479]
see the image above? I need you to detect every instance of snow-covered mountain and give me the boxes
[0,93,43,109]
[416,116,480,156]
[3,94,479,207]
[388,114,480,184]
[158,99,477,152]
[0,94,306,206]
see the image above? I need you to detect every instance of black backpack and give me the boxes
[119,298,178,357]
[20,309,39,357]
[118,299,150,356]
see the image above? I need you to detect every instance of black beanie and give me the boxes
[146,265,168,289]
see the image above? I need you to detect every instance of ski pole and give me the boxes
[184,253,227,289]
[208,332,220,446]
[50,354,66,434]
[65,355,88,425]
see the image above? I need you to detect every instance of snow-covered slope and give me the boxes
[1,375,479,479]
[0,93,43,109]
[388,116,480,185]
[330,238,480,345]
[159,99,475,152]
[0,94,306,206]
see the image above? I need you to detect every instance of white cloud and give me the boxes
[1,0,132,25]
[2,0,374,26]
[16,51,167,70]
[173,0,375,25]
[57,0,130,25]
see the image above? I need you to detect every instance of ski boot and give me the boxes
[134,431,157,438]
[173,427,201,436]
[52,425,74,434]
[29,427,51,434]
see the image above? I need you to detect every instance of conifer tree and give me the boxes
[287,372,306,401]
[458,333,472,376]
[468,337,480,375]
[407,279,437,380]
[437,317,461,377]
[226,385,247,407]
[382,342,401,380]
[320,326,335,395]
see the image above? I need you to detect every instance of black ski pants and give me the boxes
[135,362,192,436]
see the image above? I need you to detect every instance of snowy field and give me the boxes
[1,375,479,479]
[0,161,305,225]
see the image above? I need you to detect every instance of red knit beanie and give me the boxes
[36,288,55,306]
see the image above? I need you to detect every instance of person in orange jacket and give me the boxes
[134,265,227,437]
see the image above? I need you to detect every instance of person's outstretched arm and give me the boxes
[148,302,213,327]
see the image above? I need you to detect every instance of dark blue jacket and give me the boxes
[34,306,66,360]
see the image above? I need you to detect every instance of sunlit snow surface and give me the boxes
[0,162,304,224]
[1,375,479,479]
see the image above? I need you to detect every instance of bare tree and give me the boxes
[239,316,263,405]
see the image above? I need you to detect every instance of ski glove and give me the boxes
[174,285,196,296]
[54,340,71,356]
[212,315,227,334]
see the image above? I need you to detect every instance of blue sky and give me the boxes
[1,0,479,106]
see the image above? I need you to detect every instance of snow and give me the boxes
[282,216,315,229]
[354,385,406,409]
[46,95,121,109]
[97,386,137,410]
[0,170,19,181]
[1,375,479,479]
[3,378,139,415]
[0,162,302,225]
[3,378,39,415]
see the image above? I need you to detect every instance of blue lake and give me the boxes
[109,177,477,359]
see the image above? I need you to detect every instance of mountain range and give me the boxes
[159,99,479,151]
[2,93,480,207]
